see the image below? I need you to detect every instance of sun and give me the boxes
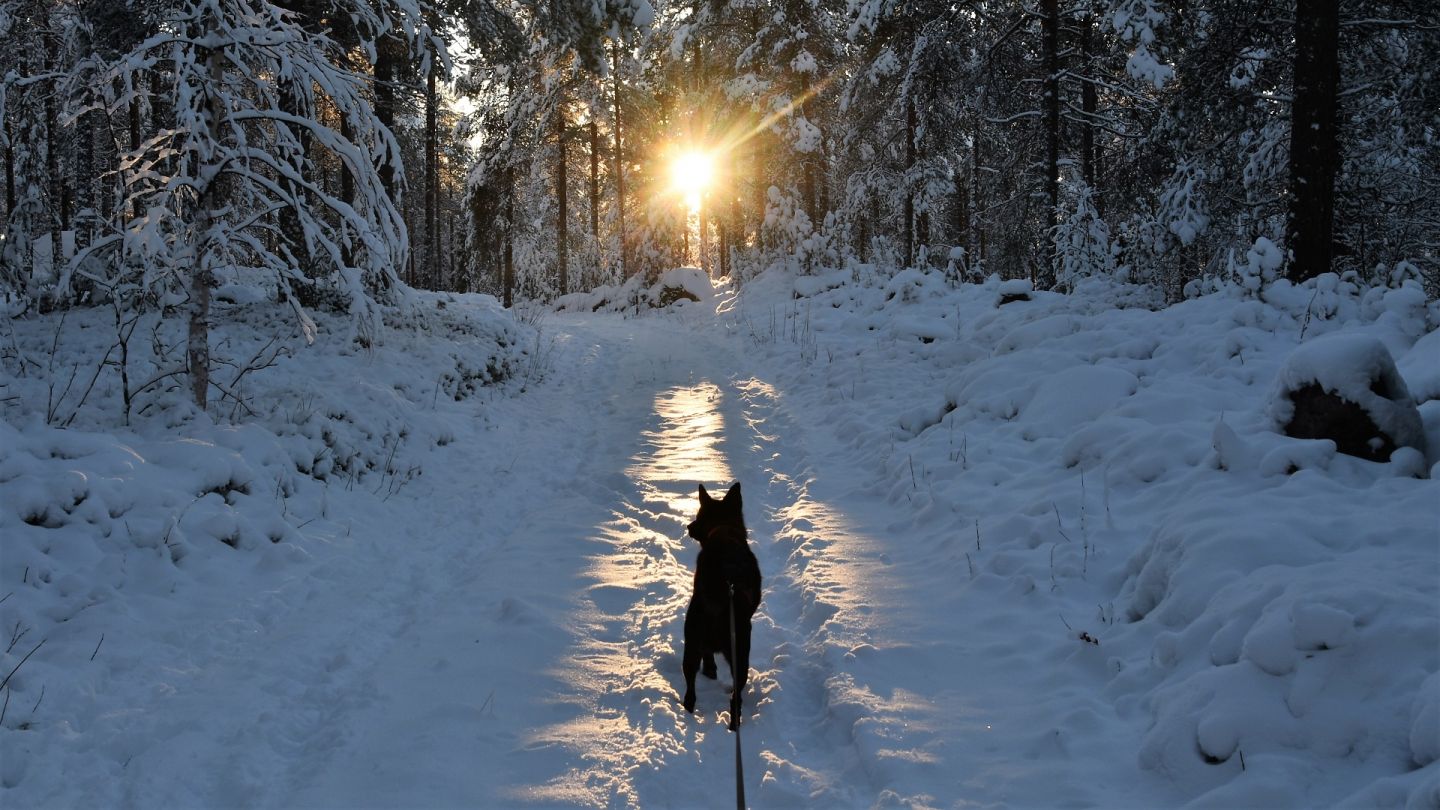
[670,149,715,212]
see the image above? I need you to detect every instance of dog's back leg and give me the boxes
[682,642,701,714]
[728,617,752,730]
[702,651,718,680]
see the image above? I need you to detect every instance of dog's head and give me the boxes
[687,482,745,543]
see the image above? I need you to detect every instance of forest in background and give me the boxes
[1,0,1436,327]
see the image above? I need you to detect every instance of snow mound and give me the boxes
[883,267,945,304]
[1021,364,1139,437]
[1126,520,1437,798]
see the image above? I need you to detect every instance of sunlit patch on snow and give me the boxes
[629,382,734,514]
[501,376,747,805]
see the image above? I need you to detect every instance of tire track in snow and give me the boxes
[506,321,929,808]
[718,374,894,806]
[491,342,754,806]
[730,371,1010,808]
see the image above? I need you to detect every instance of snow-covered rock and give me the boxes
[1268,333,1425,462]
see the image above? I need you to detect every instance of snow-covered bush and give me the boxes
[760,186,836,276]
[1,292,526,470]
[1123,161,1212,293]
[1229,235,1284,296]
[1055,179,1116,291]
[996,277,1033,306]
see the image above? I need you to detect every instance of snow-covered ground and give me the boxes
[1,270,1437,808]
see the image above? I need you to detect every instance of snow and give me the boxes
[1,268,1437,808]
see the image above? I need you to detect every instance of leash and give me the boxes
[728,582,746,810]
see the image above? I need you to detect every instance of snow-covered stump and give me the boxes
[1267,334,1425,465]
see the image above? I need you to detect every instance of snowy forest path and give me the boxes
[275,311,896,808]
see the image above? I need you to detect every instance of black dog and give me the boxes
[682,482,762,731]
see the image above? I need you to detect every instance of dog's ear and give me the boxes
[698,483,711,504]
[724,482,742,508]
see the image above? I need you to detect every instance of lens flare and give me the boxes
[670,150,715,212]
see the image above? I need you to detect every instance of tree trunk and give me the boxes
[277,73,311,278]
[5,115,14,219]
[340,116,356,208]
[503,164,515,308]
[425,63,439,290]
[129,89,141,154]
[374,34,400,208]
[918,211,930,262]
[1081,11,1098,202]
[718,212,728,278]
[971,109,984,273]
[953,170,967,265]
[1042,0,1060,288]
[555,105,569,296]
[447,195,458,291]
[800,74,816,225]
[754,135,767,252]
[45,80,62,272]
[78,107,99,251]
[868,196,880,261]
[1285,0,1341,284]
[819,148,829,223]
[589,118,600,244]
[611,41,627,278]
[904,96,916,267]
[857,200,869,262]
[729,152,741,271]
[127,82,142,220]
[189,26,226,412]
[699,199,709,276]
[337,114,356,269]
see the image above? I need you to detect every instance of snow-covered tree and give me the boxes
[67,0,421,408]
[1055,176,1115,289]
